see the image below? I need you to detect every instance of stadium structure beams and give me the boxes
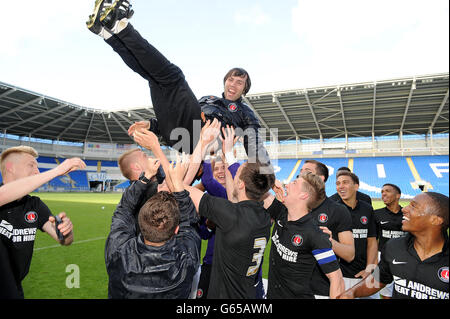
[429,88,449,134]
[101,113,114,144]
[304,91,323,142]
[372,82,377,144]
[84,113,95,142]
[57,111,85,139]
[273,95,298,140]
[399,78,416,134]
[337,86,349,142]
[4,102,68,131]
[0,96,43,119]
[241,96,277,142]
[0,74,448,146]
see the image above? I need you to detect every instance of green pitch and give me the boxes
[21,193,408,299]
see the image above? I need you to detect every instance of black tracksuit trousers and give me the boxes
[106,23,201,154]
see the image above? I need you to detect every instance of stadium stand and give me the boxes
[0,74,448,198]
[0,155,447,197]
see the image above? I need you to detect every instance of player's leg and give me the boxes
[87,0,201,153]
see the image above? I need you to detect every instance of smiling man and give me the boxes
[374,183,408,298]
[338,192,449,299]
[265,172,345,299]
[334,170,378,298]
[86,0,270,165]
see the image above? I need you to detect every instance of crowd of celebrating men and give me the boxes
[0,0,448,300]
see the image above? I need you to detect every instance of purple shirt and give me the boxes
[199,161,240,264]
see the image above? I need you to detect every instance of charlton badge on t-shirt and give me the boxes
[228,103,238,112]
[318,213,328,223]
[438,267,449,283]
[25,211,38,223]
[360,216,368,225]
[291,234,303,247]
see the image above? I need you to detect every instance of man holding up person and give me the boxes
[105,153,202,298]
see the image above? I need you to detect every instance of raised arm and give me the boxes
[0,158,86,206]
[105,157,160,262]
[133,129,175,191]
[183,118,222,185]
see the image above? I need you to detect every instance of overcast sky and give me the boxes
[1,0,448,111]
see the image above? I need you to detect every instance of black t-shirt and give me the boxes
[309,197,353,295]
[0,238,21,298]
[378,233,449,299]
[337,199,377,278]
[374,206,407,251]
[266,199,340,299]
[199,193,271,299]
[0,194,52,288]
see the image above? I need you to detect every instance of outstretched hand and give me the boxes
[55,158,86,176]
[133,129,160,151]
[201,119,221,148]
[220,125,239,155]
[168,153,190,192]
[128,120,150,137]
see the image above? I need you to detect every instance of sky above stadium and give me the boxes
[1,0,449,111]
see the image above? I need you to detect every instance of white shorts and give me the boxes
[343,277,380,299]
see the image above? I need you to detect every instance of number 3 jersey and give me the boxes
[199,194,271,299]
[267,199,340,299]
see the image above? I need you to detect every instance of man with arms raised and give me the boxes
[105,154,201,298]
[185,152,275,298]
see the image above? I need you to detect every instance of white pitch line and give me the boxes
[34,236,107,251]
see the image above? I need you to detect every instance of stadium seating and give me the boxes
[272,156,448,199]
[0,155,447,198]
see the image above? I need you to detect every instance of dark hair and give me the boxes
[424,192,449,231]
[336,170,359,185]
[337,166,351,173]
[138,191,180,243]
[223,67,252,95]
[383,183,401,195]
[239,162,275,201]
[304,160,329,182]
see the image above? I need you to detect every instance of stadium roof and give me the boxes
[0,73,448,145]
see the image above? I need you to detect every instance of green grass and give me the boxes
[21,193,409,299]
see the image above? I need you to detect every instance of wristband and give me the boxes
[225,152,237,165]
[138,172,151,184]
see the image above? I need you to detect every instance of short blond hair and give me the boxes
[118,148,141,180]
[300,171,326,211]
[0,146,38,176]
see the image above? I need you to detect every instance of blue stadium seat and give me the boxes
[37,156,57,164]
[411,155,449,196]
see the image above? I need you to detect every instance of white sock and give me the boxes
[99,27,113,40]
[111,18,128,34]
